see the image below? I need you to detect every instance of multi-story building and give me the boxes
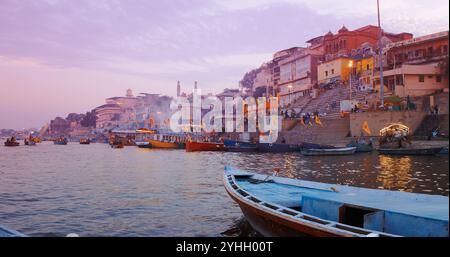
[373,31,449,97]
[320,25,412,61]
[278,49,323,107]
[317,57,353,84]
[271,47,305,91]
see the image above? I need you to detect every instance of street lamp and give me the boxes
[348,60,353,101]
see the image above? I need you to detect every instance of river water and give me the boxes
[0,142,448,236]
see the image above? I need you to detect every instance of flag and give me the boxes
[315,115,323,127]
[300,118,305,126]
[362,120,371,135]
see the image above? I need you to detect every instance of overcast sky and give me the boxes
[1,0,449,129]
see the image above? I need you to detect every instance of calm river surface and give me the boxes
[0,142,448,236]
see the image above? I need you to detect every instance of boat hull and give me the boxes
[226,187,339,237]
[185,141,226,152]
[224,140,257,152]
[256,143,300,153]
[301,147,356,156]
[4,142,19,147]
[378,147,443,156]
[54,141,67,145]
[148,139,179,149]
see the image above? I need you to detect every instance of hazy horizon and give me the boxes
[1,0,449,129]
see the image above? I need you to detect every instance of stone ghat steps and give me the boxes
[281,117,351,146]
[413,114,449,137]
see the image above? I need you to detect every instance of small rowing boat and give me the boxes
[148,139,179,149]
[223,166,449,237]
[301,147,356,156]
[4,137,19,146]
[79,138,91,145]
[256,143,300,153]
[378,147,443,156]
[4,141,19,147]
[185,141,226,152]
[224,139,257,152]
[54,137,68,145]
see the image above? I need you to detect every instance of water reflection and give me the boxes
[377,155,413,191]
[0,142,448,236]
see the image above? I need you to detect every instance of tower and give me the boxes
[177,81,181,97]
[126,88,133,97]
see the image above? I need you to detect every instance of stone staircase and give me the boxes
[413,114,449,137]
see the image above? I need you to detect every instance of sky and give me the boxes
[0,0,449,129]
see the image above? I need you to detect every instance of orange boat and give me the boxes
[148,139,179,149]
[185,141,226,152]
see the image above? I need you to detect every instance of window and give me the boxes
[428,47,433,56]
[443,45,448,54]
[325,71,329,77]
[437,76,442,83]
[366,64,370,70]
[331,69,335,75]
[419,75,425,82]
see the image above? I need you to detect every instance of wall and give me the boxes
[349,111,427,136]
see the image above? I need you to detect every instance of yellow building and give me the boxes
[317,57,352,84]
[355,56,374,86]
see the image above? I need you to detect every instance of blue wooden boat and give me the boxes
[378,147,443,156]
[224,139,257,152]
[223,166,449,237]
[0,225,26,237]
[301,147,357,156]
[54,138,68,145]
[256,143,300,153]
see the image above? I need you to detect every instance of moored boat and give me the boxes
[185,141,226,152]
[148,139,179,149]
[256,143,300,153]
[301,146,356,156]
[378,147,443,156]
[223,166,449,237]
[54,138,68,145]
[79,138,91,145]
[300,142,336,150]
[224,139,257,152]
